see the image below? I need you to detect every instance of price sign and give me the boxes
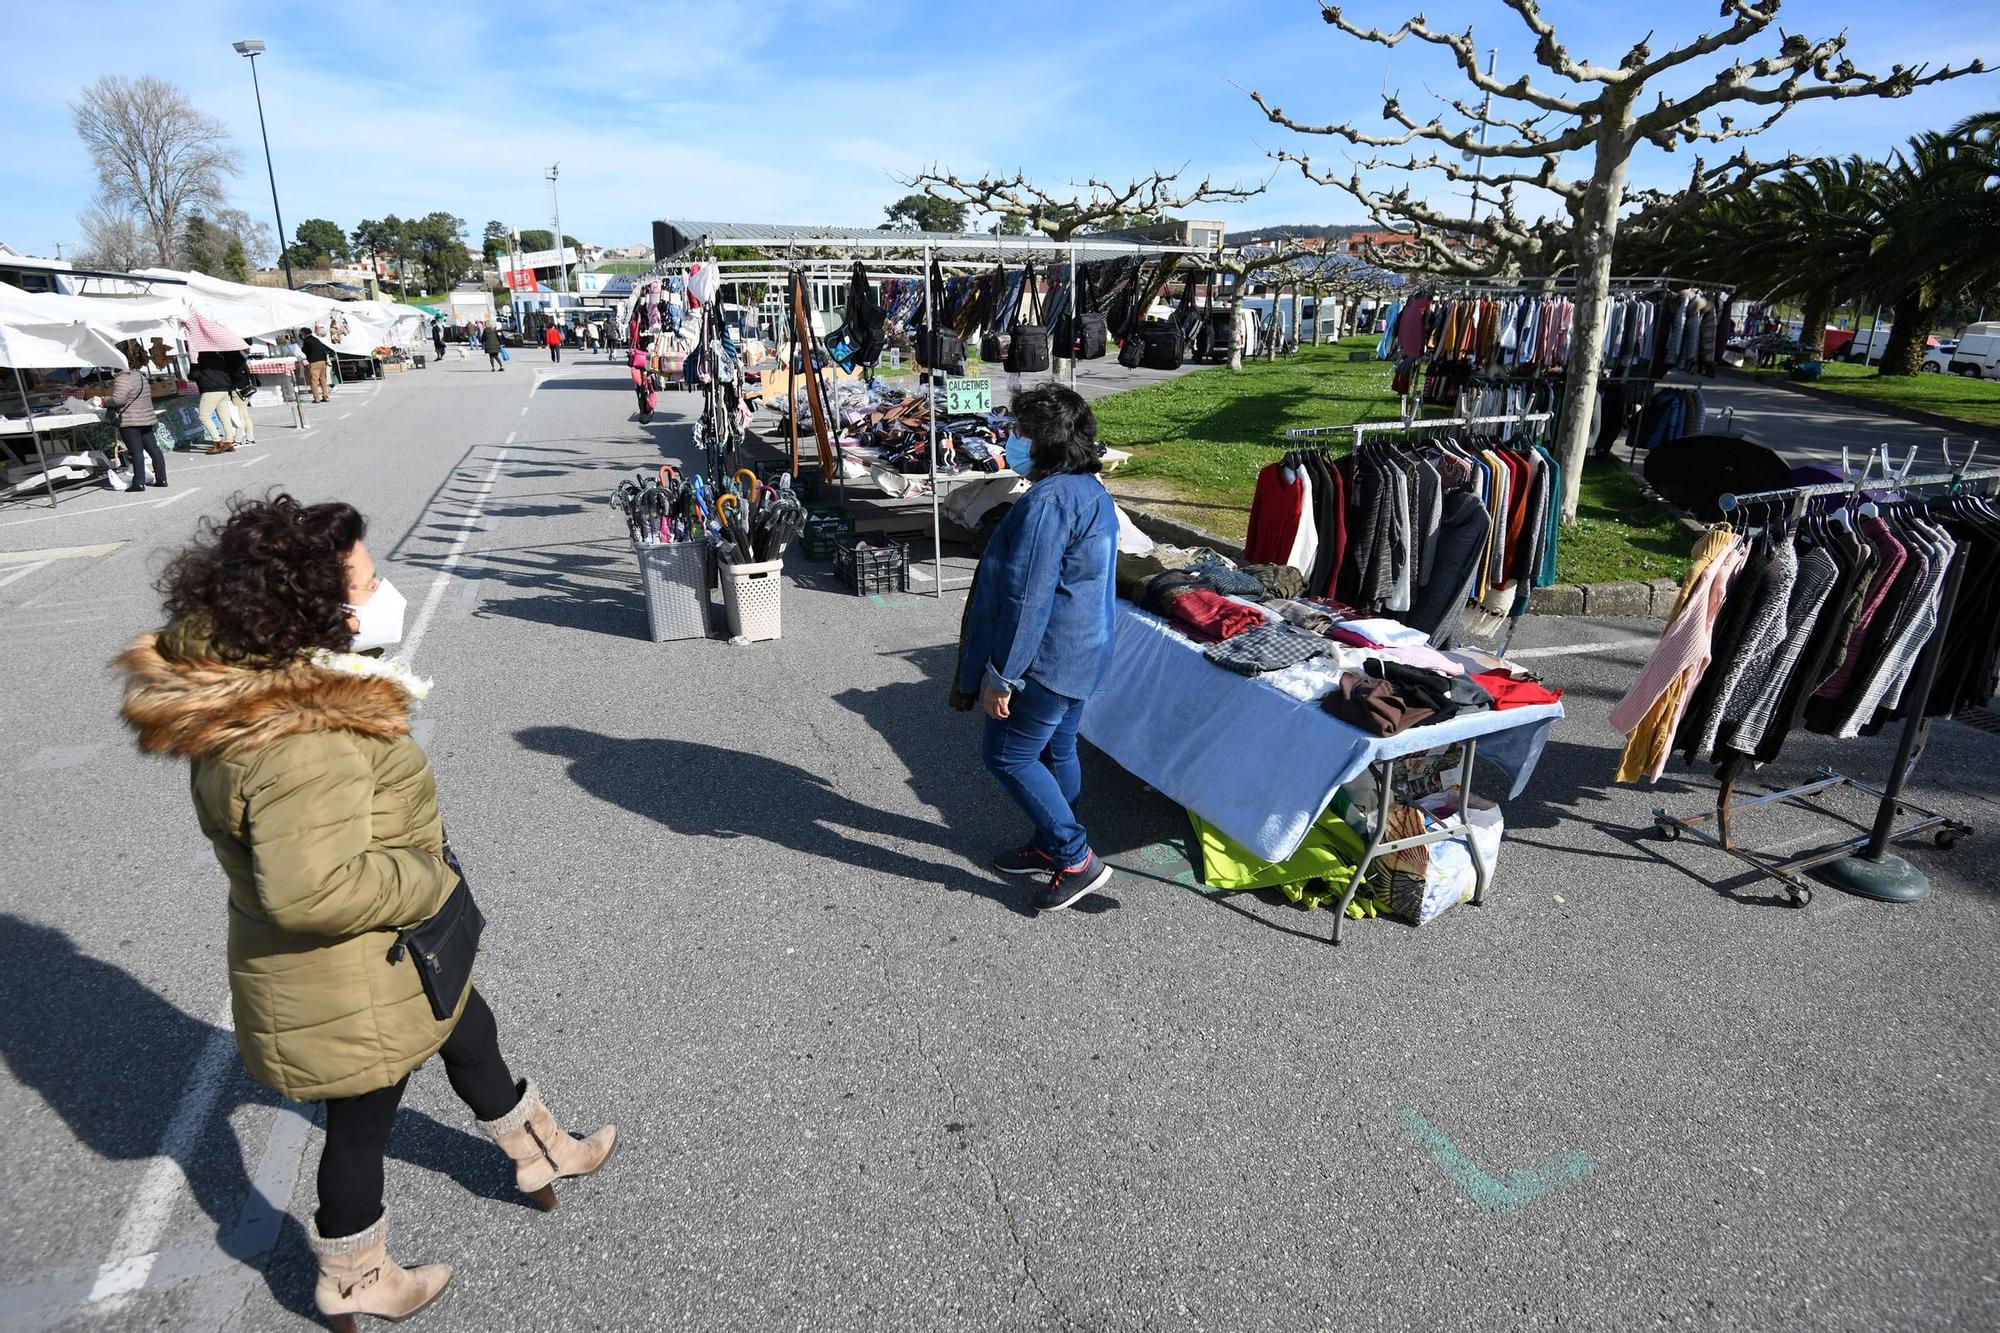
[943,376,992,415]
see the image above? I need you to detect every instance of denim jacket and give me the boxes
[958,472,1119,702]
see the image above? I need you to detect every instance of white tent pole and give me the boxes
[0,325,62,508]
[923,242,944,598]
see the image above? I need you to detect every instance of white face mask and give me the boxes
[346,577,408,652]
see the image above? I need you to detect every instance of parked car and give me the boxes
[1947,323,2000,378]
[1841,327,1940,365]
[1922,340,1958,373]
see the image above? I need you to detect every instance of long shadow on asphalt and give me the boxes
[0,914,533,1319]
[514,724,1045,916]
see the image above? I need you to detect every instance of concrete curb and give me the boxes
[1118,501,1678,620]
[1715,365,1984,435]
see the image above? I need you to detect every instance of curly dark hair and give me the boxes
[1012,384,1102,477]
[158,493,366,661]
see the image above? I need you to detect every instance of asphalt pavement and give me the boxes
[1,351,1995,1331]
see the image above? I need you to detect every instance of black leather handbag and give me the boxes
[390,845,484,1021]
[1005,263,1051,373]
[917,261,966,374]
[823,261,885,371]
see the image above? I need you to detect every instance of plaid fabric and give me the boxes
[182,308,247,354]
[1203,621,1331,676]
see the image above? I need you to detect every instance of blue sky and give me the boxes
[3,0,1993,260]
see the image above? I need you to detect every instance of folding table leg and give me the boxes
[1332,757,1395,945]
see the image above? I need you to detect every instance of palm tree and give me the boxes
[1630,157,1881,359]
[1872,116,2000,376]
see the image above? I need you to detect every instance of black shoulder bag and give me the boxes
[824,261,885,371]
[389,842,484,1021]
[1076,265,1108,360]
[1005,262,1051,373]
[979,264,1011,363]
[917,260,966,374]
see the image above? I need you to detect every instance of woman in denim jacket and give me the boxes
[957,384,1119,911]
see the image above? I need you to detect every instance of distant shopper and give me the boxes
[482,323,504,372]
[431,318,447,362]
[224,349,257,447]
[301,325,334,402]
[115,495,618,1331]
[106,341,165,489]
[583,324,597,354]
[545,323,563,363]
[191,351,238,453]
[956,384,1119,912]
[629,344,653,420]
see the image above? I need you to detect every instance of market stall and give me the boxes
[0,280,185,502]
[1080,536,1565,940]
[645,221,1206,594]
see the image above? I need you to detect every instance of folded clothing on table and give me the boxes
[1203,621,1334,676]
[1322,660,1496,736]
[1167,589,1266,643]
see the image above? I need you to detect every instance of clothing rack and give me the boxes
[1280,410,1554,445]
[1651,461,2000,903]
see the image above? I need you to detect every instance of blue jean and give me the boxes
[981,676,1089,866]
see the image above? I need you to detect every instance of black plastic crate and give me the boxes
[799,506,853,562]
[755,461,818,503]
[833,535,909,595]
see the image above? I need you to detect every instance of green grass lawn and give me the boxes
[1091,337,1694,586]
[1740,361,2000,429]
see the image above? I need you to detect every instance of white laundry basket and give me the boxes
[632,539,712,642]
[721,558,784,642]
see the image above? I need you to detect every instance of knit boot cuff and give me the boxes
[309,1210,387,1255]
[477,1081,541,1139]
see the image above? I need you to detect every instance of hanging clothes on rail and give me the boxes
[1616,478,2000,782]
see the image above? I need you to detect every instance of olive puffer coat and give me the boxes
[116,620,469,1100]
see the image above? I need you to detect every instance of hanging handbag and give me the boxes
[389,844,484,1022]
[1005,262,1050,374]
[1074,264,1107,359]
[823,261,885,371]
[917,260,966,374]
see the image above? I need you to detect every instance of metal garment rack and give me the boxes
[1650,461,1999,904]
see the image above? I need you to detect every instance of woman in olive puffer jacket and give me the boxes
[116,494,616,1331]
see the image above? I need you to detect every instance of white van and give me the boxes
[1947,322,2000,378]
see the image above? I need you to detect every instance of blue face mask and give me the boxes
[1005,433,1035,476]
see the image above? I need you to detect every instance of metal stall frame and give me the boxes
[647,222,1213,598]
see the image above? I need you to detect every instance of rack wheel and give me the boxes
[1934,831,1960,850]
[1790,887,1812,908]
[1655,819,1681,842]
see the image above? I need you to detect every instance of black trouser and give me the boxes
[549,344,561,362]
[316,986,518,1237]
[487,350,504,370]
[120,425,165,487]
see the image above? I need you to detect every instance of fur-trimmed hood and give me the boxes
[115,621,416,760]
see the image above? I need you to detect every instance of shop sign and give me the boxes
[943,376,992,415]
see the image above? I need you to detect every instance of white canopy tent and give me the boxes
[134,269,429,356]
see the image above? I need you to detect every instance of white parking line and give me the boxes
[151,488,200,511]
[86,1018,237,1306]
[239,453,272,468]
[0,543,121,564]
[1507,638,1652,661]
[338,412,352,420]
[0,494,163,529]
[505,431,517,445]
[0,561,49,588]
[403,448,509,661]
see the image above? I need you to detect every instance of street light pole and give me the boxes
[547,164,567,296]
[233,40,293,290]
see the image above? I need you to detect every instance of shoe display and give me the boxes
[1037,853,1112,911]
[991,844,1054,877]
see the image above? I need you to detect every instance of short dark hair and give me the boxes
[1011,384,1101,477]
[158,493,366,662]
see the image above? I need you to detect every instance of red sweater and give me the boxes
[1245,465,1304,565]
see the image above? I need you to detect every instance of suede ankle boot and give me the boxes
[476,1080,617,1211]
[307,1210,450,1330]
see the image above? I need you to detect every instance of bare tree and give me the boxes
[71,74,240,266]
[904,165,1259,241]
[75,198,151,272]
[1253,2,1985,521]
